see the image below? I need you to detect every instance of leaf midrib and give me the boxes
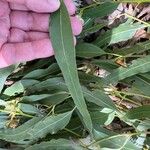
[59,7,85,109]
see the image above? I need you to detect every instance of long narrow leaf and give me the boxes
[50,1,92,133]
[105,55,150,84]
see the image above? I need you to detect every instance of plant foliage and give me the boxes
[0,0,150,149]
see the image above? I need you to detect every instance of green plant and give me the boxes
[0,0,150,149]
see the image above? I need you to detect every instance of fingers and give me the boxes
[64,0,76,15]
[7,0,60,13]
[0,17,10,48]
[0,1,10,48]
[0,0,10,16]
[0,39,54,68]
[10,11,49,32]
[0,35,76,68]
[8,28,49,42]
[9,0,76,15]
[9,3,29,11]
[10,11,83,35]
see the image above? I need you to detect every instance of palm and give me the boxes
[0,0,82,68]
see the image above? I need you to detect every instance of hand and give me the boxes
[0,0,83,68]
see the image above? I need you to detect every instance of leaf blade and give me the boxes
[50,1,92,133]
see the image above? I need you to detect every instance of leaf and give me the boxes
[113,41,150,56]
[83,2,118,19]
[23,63,60,80]
[90,111,108,125]
[105,55,150,84]
[0,66,15,93]
[0,115,8,129]
[98,134,140,150]
[78,71,102,84]
[76,43,106,58]
[0,111,73,143]
[139,72,150,81]
[50,1,92,133]
[0,117,41,144]
[83,88,117,110]
[80,24,105,37]
[94,22,146,47]
[25,139,83,150]
[92,60,119,72]
[92,126,140,150]
[18,103,41,115]
[4,81,24,96]
[125,105,150,119]
[22,92,70,106]
[25,78,68,94]
[132,75,150,96]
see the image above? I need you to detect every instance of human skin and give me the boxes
[0,0,83,68]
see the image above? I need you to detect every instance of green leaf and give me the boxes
[94,22,146,47]
[4,81,24,96]
[83,88,117,110]
[83,2,118,19]
[92,60,119,72]
[23,63,60,80]
[0,117,41,144]
[50,1,92,133]
[22,92,70,106]
[0,115,8,129]
[25,139,83,150]
[125,105,150,119]
[132,75,150,96]
[18,103,41,115]
[0,111,73,143]
[80,24,105,37]
[92,126,140,150]
[0,66,15,93]
[139,72,150,81]
[25,78,68,94]
[98,134,140,150]
[90,111,108,125]
[113,41,150,56]
[105,55,150,84]
[76,43,106,58]
[78,71,102,84]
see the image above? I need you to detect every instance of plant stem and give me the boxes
[63,128,82,138]
[118,91,150,100]
[0,109,33,118]
[124,13,150,27]
[113,90,142,106]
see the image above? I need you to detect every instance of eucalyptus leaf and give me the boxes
[125,105,150,119]
[50,1,92,133]
[0,66,15,93]
[4,81,24,96]
[94,22,146,47]
[0,111,73,143]
[105,55,150,84]
[25,139,83,150]
[22,92,70,105]
[83,88,117,110]
[76,43,106,58]
[83,2,118,19]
